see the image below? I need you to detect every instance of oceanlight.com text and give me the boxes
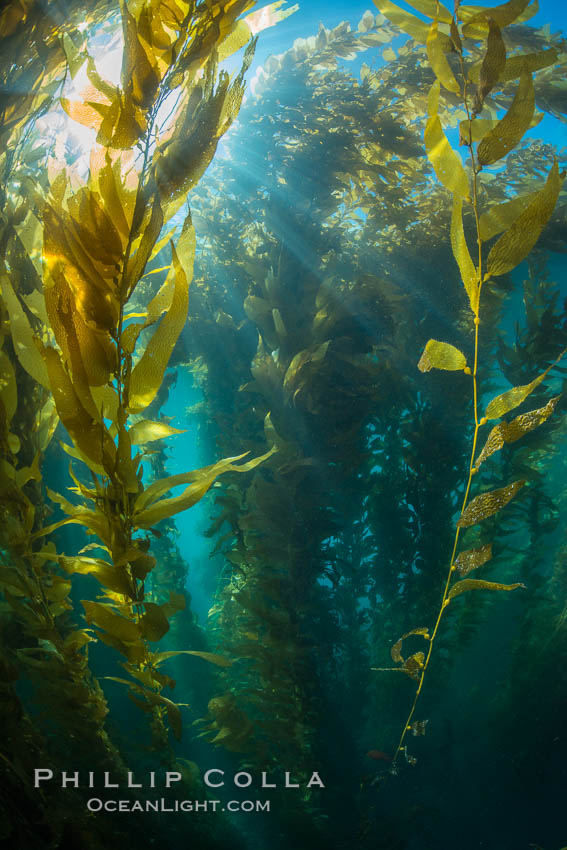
[86,798,271,814]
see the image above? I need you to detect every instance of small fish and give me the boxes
[366,749,393,762]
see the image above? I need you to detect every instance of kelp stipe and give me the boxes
[372,0,566,768]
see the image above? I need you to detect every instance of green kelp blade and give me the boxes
[451,197,479,313]
[425,82,470,200]
[418,339,468,372]
[486,161,564,277]
[457,480,525,528]
[484,349,566,419]
[447,578,525,601]
[477,71,534,166]
[454,544,493,576]
[153,650,234,668]
[475,396,559,466]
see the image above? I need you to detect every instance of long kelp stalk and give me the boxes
[372,0,566,767]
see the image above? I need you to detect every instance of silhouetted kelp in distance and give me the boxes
[370,0,566,772]
[185,2,567,840]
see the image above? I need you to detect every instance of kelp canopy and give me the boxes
[0,1,566,849]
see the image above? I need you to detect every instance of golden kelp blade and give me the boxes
[373,0,431,43]
[451,197,479,314]
[447,578,525,601]
[133,448,276,527]
[457,480,525,528]
[454,544,493,576]
[475,396,559,466]
[128,225,195,413]
[426,19,460,94]
[474,19,506,112]
[82,600,141,643]
[153,650,234,668]
[391,627,430,663]
[128,419,187,445]
[486,161,564,277]
[0,275,50,388]
[135,451,250,513]
[418,339,468,372]
[425,82,470,200]
[404,0,452,23]
[498,48,559,82]
[478,190,539,242]
[477,71,534,165]
[0,350,17,422]
[460,0,533,36]
[484,348,566,419]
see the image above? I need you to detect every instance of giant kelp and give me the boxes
[370,0,566,770]
[0,1,292,846]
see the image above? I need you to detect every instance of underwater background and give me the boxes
[0,1,566,849]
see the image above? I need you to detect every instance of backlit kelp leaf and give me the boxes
[128,419,186,445]
[474,19,506,113]
[404,0,452,22]
[459,118,497,144]
[82,600,141,643]
[477,71,534,165]
[39,343,115,471]
[373,0,432,43]
[403,652,425,681]
[454,544,493,576]
[133,447,276,528]
[484,349,566,419]
[128,223,195,413]
[418,339,468,372]
[425,82,470,199]
[59,555,133,596]
[120,0,160,110]
[0,351,17,423]
[486,161,564,277]
[460,0,533,37]
[451,197,479,313]
[45,487,111,542]
[391,627,430,663]
[139,603,170,642]
[284,341,330,397]
[478,190,539,242]
[447,578,525,601]
[153,650,234,668]
[427,19,460,94]
[457,480,525,528]
[0,275,49,388]
[475,396,559,466]
[498,48,559,82]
